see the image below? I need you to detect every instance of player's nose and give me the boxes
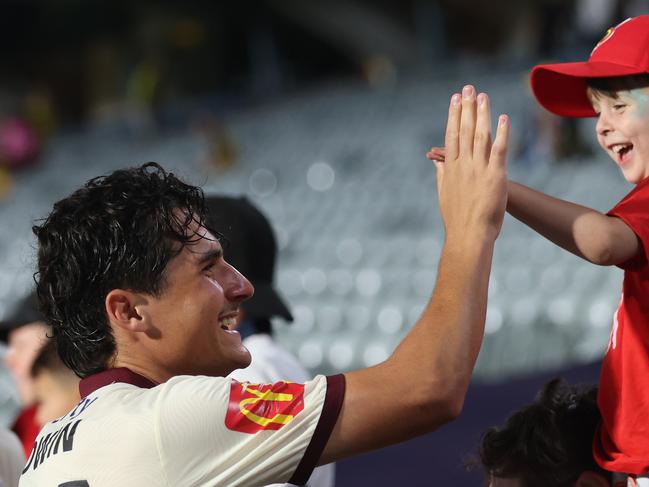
[223,262,254,304]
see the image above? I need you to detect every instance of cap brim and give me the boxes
[531,61,645,117]
[244,282,293,322]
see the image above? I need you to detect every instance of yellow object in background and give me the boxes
[0,167,14,200]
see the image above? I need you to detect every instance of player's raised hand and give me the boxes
[435,85,509,242]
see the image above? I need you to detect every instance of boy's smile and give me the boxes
[590,87,649,184]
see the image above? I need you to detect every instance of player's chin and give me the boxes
[231,344,252,370]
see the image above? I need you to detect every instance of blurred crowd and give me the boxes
[1,0,647,200]
[1,1,649,486]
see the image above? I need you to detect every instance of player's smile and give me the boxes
[218,313,239,331]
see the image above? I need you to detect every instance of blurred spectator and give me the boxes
[0,291,49,458]
[206,195,335,487]
[0,427,23,487]
[30,339,80,428]
[479,378,609,487]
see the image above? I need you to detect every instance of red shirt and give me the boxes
[595,177,649,474]
[11,405,40,459]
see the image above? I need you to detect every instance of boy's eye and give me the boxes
[613,103,626,110]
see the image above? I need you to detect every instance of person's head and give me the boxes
[203,196,293,333]
[32,162,254,382]
[1,291,50,405]
[531,15,649,184]
[30,338,80,427]
[480,379,608,487]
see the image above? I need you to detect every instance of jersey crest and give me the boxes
[225,380,305,434]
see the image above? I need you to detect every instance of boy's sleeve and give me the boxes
[607,179,649,270]
[154,374,345,486]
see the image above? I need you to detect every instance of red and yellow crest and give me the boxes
[597,27,615,48]
[225,380,305,434]
[591,18,631,55]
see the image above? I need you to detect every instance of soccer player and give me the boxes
[20,86,508,486]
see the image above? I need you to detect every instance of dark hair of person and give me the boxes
[30,338,71,379]
[479,378,605,487]
[32,162,212,378]
[587,73,649,100]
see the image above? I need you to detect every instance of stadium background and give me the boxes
[0,1,645,484]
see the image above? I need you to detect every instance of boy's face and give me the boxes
[590,87,649,184]
[33,370,80,427]
[4,322,49,405]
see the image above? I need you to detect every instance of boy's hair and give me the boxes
[479,379,605,487]
[587,73,649,100]
[32,162,211,378]
[30,338,75,382]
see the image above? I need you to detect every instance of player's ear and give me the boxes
[105,289,147,333]
[575,470,610,487]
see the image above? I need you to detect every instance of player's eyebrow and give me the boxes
[195,247,223,266]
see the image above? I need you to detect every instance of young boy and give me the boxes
[30,339,80,428]
[429,15,649,484]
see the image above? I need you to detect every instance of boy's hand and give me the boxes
[426,146,446,162]
[435,86,509,242]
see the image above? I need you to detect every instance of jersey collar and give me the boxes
[79,367,157,399]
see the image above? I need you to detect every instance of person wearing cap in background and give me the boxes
[0,291,49,458]
[205,195,335,487]
[428,14,649,485]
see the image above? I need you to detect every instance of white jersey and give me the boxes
[230,334,336,487]
[19,368,344,487]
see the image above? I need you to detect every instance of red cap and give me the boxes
[531,16,649,117]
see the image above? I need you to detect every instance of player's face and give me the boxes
[590,87,649,184]
[143,223,254,378]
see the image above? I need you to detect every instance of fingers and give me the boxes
[458,85,477,157]
[473,93,492,162]
[426,147,446,162]
[444,93,461,162]
[489,115,510,169]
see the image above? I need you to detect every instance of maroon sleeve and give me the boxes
[607,178,649,270]
[288,374,346,485]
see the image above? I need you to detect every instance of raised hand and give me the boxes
[435,85,509,242]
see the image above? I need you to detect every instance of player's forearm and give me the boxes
[389,233,494,417]
[323,234,495,463]
[507,181,615,264]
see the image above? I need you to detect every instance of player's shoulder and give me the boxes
[152,374,234,409]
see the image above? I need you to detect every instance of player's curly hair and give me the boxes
[32,162,209,378]
[479,378,605,487]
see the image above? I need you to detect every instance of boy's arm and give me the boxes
[320,87,509,464]
[507,181,639,266]
[426,148,640,266]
